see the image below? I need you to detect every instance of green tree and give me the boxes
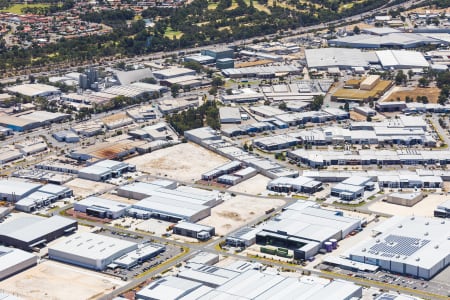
[311,95,324,111]
[418,77,429,87]
[278,102,287,110]
[171,84,181,98]
[353,26,360,34]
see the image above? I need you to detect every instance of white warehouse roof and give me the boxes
[376,50,429,69]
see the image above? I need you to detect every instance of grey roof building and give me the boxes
[348,216,450,279]
[0,246,38,280]
[0,215,77,251]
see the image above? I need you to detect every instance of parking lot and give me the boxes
[317,263,450,298]
[98,229,184,281]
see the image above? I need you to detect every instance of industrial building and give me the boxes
[201,161,242,181]
[0,179,42,202]
[434,200,450,218]
[376,50,429,69]
[201,47,234,60]
[128,197,211,223]
[6,83,61,98]
[78,160,136,181]
[348,216,450,279]
[220,89,265,103]
[386,192,423,206]
[256,201,361,259]
[226,227,261,247]
[221,65,300,78]
[219,107,241,124]
[74,196,130,219]
[15,184,73,212]
[252,135,299,151]
[331,176,375,200]
[0,111,69,132]
[153,67,196,80]
[305,48,374,70]
[0,215,77,251]
[0,246,38,280]
[267,176,322,194]
[48,232,137,271]
[329,32,441,49]
[136,267,363,300]
[113,242,166,269]
[173,222,215,240]
[52,130,80,143]
[120,180,222,222]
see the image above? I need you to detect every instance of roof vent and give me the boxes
[416,257,420,261]
[435,245,439,249]
[425,222,429,225]
[411,216,415,220]
[398,225,402,228]
[362,248,366,252]
[424,232,429,236]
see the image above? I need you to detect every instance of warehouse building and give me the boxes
[6,83,61,98]
[201,161,242,180]
[0,215,77,251]
[376,50,429,69]
[0,246,38,280]
[136,275,208,300]
[178,263,240,288]
[136,268,362,300]
[15,184,73,212]
[52,130,80,143]
[256,201,361,259]
[386,192,423,207]
[219,107,241,124]
[226,227,261,247]
[201,47,234,60]
[173,222,215,240]
[78,160,135,181]
[348,216,450,279]
[331,176,375,201]
[0,180,41,202]
[127,196,211,222]
[221,65,299,78]
[153,67,196,80]
[329,33,440,49]
[48,232,137,271]
[267,176,322,194]
[116,180,177,200]
[252,135,299,151]
[113,242,166,269]
[434,199,450,218]
[74,196,130,219]
[305,48,374,70]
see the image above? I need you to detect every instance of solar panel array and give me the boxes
[368,234,430,257]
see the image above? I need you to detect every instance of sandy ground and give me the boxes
[125,143,229,182]
[381,86,440,103]
[198,195,285,236]
[367,193,447,217]
[0,260,124,300]
[228,174,271,195]
[64,178,114,198]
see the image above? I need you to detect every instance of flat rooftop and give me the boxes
[49,232,136,260]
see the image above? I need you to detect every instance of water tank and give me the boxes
[329,239,338,249]
[324,242,333,252]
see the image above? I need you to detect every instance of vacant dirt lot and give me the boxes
[368,193,446,217]
[0,260,124,300]
[198,195,285,235]
[64,178,114,198]
[125,143,229,182]
[228,174,271,195]
[381,87,441,103]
